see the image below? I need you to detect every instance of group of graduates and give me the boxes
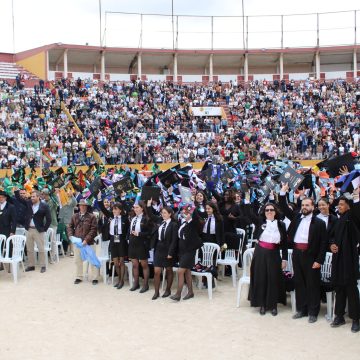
[1,154,360,334]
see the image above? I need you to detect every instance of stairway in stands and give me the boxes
[218,100,233,125]
[0,61,40,87]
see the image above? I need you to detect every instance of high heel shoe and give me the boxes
[260,307,266,315]
[129,284,140,291]
[271,308,278,316]
[152,293,160,300]
[183,293,194,300]
[139,285,149,293]
[162,291,171,298]
[116,282,124,290]
[170,294,181,301]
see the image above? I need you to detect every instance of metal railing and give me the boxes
[102,9,360,50]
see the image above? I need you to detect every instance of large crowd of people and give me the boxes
[1,75,360,335]
[0,77,359,168]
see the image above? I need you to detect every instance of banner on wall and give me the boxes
[190,107,223,117]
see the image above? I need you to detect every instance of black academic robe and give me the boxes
[330,202,360,286]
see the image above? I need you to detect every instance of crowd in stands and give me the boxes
[0,76,360,168]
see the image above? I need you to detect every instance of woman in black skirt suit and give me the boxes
[248,203,288,316]
[98,198,130,289]
[128,201,153,293]
[152,206,178,300]
[108,203,129,289]
[170,205,203,301]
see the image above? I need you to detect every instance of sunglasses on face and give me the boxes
[265,209,275,212]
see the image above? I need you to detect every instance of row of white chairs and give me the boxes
[0,228,66,284]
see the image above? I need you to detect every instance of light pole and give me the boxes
[12,0,15,53]
[99,0,102,47]
[172,0,175,50]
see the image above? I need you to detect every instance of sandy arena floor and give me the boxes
[1,257,359,360]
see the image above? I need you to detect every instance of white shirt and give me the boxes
[259,220,281,244]
[30,202,40,227]
[317,213,329,228]
[0,201,7,211]
[130,215,143,233]
[178,219,192,239]
[158,219,171,240]
[203,216,216,235]
[294,214,312,244]
[110,216,122,236]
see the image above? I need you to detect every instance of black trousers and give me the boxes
[334,283,360,320]
[292,249,321,316]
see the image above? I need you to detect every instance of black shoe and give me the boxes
[271,308,278,316]
[25,266,35,272]
[139,285,149,293]
[292,312,307,319]
[116,282,124,290]
[152,293,160,300]
[351,320,360,333]
[92,280,98,285]
[74,279,82,284]
[40,267,46,273]
[113,282,119,288]
[162,291,171,298]
[260,307,266,315]
[308,315,317,323]
[183,293,194,300]
[330,316,346,328]
[129,284,140,291]
[170,294,181,301]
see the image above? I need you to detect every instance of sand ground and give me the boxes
[1,257,359,360]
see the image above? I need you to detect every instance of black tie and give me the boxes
[207,217,212,234]
[160,221,166,241]
[114,217,119,235]
[132,217,138,232]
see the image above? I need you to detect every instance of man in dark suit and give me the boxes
[279,183,327,323]
[25,190,52,273]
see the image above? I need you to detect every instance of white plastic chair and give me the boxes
[246,223,257,249]
[34,228,53,268]
[320,252,333,321]
[54,233,66,263]
[217,228,245,287]
[96,235,110,284]
[0,235,26,284]
[236,247,254,307]
[15,228,27,236]
[191,242,220,300]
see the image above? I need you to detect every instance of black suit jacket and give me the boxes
[279,194,327,264]
[201,217,224,246]
[152,221,179,258]
[0,202,17,237]
[25,201,52,233]
[177,212,203,255]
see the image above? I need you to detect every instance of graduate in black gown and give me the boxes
[170,205,202,301]
[128,201,153,293]
[152,206,178,300]
[248,203,288,315]
[329,192,360,333]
